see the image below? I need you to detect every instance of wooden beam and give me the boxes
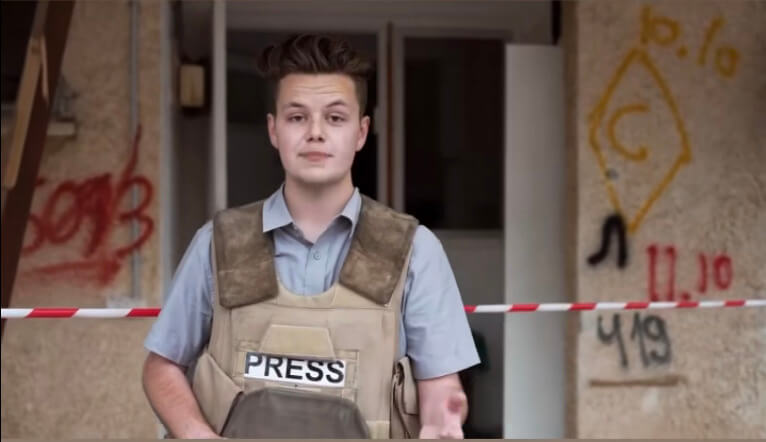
[1,0,75,338]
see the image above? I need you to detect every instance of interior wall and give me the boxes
[1,1,164,437]
[404,38,504,230]
[173,0,212,267]
[175,114,211,265]
[573,0,766,437]
[503,45,567,438]
[438,231,504,437]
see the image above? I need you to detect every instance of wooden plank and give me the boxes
[1,0,75,338]
[2,1,47,191]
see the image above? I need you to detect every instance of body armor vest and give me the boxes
[191,195,421,438]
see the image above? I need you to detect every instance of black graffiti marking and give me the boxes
[598,314,628,368]
[588,213,628,268]
[630,313,672,366]
[598,313,672,369]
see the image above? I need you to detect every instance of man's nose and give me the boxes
[307,117,325,142]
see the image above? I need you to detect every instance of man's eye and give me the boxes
[288,115,305,123]
[328,115,346,123]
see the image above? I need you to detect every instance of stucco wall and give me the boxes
[573,0,765,437]
[1,1,164,437]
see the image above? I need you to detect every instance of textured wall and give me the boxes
[1,1,163,438]
[573,0,765,437]
[3,0,764,438]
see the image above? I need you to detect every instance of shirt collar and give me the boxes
[262,183,362,233]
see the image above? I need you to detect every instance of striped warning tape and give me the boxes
[1,308,161,318]
[2,299,765,318]
[464,299,766,313]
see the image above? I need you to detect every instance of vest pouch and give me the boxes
[191,351,243,435]
[390,356,420,438]
[220,387,370,438]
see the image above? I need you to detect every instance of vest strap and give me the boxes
[213,195,418,308]
[213,201,278,308]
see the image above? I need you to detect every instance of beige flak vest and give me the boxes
[191,195,421,439]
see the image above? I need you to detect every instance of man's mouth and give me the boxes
[300,151,332,161]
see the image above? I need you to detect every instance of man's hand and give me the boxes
[417,374,468,439]
[178,428,223,439]
[142,352,221,439]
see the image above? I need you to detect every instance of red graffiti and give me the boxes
[647,244,659,301]
[21,126,154,286]
[665,246,676,301]
[647,244,678,301]
[647,244,734,301]
[713,255,733,289]
[697,253,707,294]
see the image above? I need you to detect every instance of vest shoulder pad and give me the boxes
[212,200,278,308]
[339,195,419,305]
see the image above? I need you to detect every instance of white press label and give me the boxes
[244,352,346,388]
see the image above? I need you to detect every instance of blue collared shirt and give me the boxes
[144,186,479,379]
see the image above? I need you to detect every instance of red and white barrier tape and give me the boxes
[1,308,161,319]
[464,299,766,313]
[2,299,765,318]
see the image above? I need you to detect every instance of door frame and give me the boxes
[212,0,539,211]
[390,27,513,212]
[210,3,556,437]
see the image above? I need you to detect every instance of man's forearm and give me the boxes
[142,352,219,439]
[417,373,468,438]
[418,374,468,425]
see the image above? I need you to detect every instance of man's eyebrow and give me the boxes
[325,100,349,108]
[282,102,307,110]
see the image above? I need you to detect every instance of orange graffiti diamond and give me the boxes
[588,49,692,233]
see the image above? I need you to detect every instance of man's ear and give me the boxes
[356,115,370,151]
[267,113,278,149]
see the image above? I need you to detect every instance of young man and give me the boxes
[142,34,479,439]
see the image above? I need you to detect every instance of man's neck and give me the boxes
[283,176,355,243]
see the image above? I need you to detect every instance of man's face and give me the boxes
[267,73,370,187]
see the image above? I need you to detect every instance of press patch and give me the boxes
[244,352,346,387]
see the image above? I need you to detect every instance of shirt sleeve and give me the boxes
[402,225,481,379]
[143,222,214,367]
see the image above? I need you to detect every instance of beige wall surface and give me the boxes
[573,0,765,438]
[1,1,164,438]
[2,0,764,438]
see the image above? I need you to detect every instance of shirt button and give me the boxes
[313,251,321,260]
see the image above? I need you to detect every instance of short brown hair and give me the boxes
[256,34,372,116]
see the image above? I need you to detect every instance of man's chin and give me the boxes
[291,173,345,188]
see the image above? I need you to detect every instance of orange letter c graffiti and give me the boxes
[607,103,649,162]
